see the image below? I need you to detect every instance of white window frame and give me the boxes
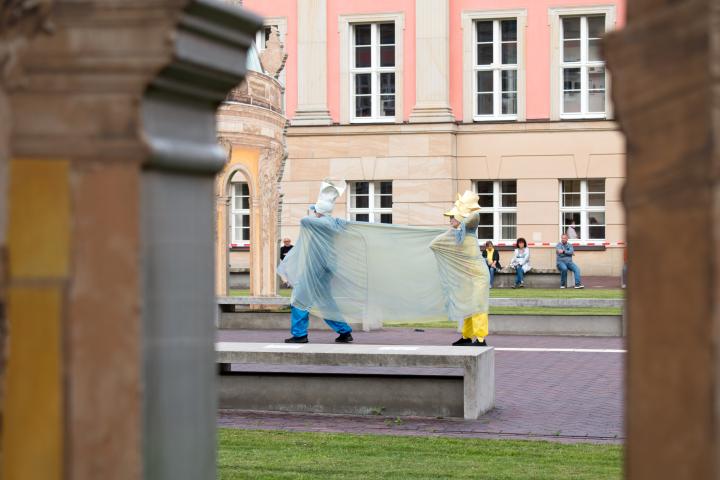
[339,12,404,124]
[549,6,616,121]
[475,180,517,242]
[347,181,393,224]
[230,181,251,247]
[473,19,519,121]
[462,9,527,123]
[559,179,606,241]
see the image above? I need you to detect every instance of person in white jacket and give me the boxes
[509,237,531,288]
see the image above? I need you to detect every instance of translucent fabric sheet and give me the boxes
[278,214,490,330]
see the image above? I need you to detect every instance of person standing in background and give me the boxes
[280,237,293,260]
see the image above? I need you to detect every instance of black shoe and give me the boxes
[335,332,353,343]
[285,335,308,343]
[452,337,473,346]
[472,340,488,347]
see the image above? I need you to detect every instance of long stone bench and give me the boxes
[216,342,495,419]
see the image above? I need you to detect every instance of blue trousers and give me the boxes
[488,266,496,288]
[290,306,352,337]
[557,261,582,286]
[515,267,525,285]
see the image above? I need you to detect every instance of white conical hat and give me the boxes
[314,179,346,215]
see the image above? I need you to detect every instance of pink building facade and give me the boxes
[240,0,627,278]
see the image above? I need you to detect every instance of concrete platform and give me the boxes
[218,311,623,336]
[217,342,495,419]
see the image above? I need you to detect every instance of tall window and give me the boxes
[474,18,518,120]
[230,181,250,246]
[348,181,393,223]
[476,180,517,241]
[351,23,396,121]
[560,15,606,118]
[560,179,605,240]
[255,25,274,50]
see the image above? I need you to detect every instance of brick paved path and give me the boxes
[217,329,624,443]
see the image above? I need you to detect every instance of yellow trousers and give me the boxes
[462,312,488,341]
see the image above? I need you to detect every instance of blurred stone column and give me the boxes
[605,1,720,478]
[409,0,454,122]
[0,1,260,480]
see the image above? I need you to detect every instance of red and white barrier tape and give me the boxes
[493,241,625,247]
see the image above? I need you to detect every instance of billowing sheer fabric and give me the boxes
[278,213,489,330]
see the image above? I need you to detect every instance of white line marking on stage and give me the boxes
[264,344,304,349]
[495,347,626,353]
[378,346,420,351]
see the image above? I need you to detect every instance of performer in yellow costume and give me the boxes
[430,191,490,346]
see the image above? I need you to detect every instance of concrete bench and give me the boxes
[493,268,577,288]
[216,342,495,419]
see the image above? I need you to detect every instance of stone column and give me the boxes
[292,0,333,125]
[408,0,454,123]
[605,1,720,478]
[0,2,261,480]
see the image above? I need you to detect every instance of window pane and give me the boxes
[353,182,369,195]
[501,20,517,41]
[477,227,493,239]
[501,180,517,194]
[562,212,581,238]
[355,73,371,94]
[478,198,493,209]
[589,212,605,239]
[563,68,581,90]
[380,213,393,224]
[501,193,517,207]
[378,195,392,208]
[354,195,369,209]
[588,91,605,112]
[588,39,603,62]
[355,24,371,45]
[242,214,250,227]
[380,181,393,194]
[588,67,605,89]
[477,71,493,92]
[588,179,605,192]
[476,21,493,42]
[380,95,395,117]
[241,183,249,196]
[354,213,370,222]
[479,213,494,225]
[562,180,581,193]
[501,212,516,238]
[477,44,493,65]
[501,70,517,92]
[241,195,249,210]
[379,23,395,44]
[380,73,395,93]
[589,226,605,239]
[563,91,581,113]
[501,93,517,115]
[563,40,581,62]
[501,43,517,64]
[477,181,493,195]
[562,17,580,39]
[355,46,371,68]
[477,93,493,115]
[242,227,250,241]
[589,193,605,207]
[588,15,605,38]
[380,46,395,67]
[355,96,371,117]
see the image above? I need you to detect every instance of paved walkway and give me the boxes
[217,329,624,443]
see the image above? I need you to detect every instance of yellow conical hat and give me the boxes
[444,191,481,221]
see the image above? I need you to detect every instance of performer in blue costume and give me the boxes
[281,181,354,344]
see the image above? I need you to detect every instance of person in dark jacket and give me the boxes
[482,240,501,288]
[280,237,293,260]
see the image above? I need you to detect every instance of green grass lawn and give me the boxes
[228,288,623,300]
[218,429,622,480]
